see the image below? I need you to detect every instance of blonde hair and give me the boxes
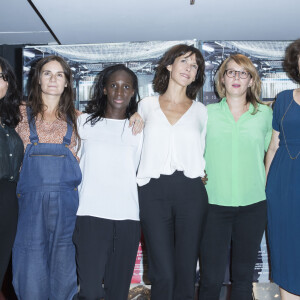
[215,54,262,114]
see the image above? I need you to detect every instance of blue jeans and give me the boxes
[12,108,81,300]
[13,190,79,300]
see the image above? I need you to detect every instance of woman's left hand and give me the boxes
[129,112,144,135]
[201,170,208,185]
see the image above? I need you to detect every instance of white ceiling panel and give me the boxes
[0,0,56,45]
[0,0,299,45]
[31,0,300,44]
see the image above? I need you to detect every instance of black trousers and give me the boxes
[139,172,208,300]
[0,180,18,288]
[199,201,267,300]
[73,216,140,300]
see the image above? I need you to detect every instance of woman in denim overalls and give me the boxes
[13,56,82,300]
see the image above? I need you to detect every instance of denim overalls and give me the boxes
[13,108,82,300]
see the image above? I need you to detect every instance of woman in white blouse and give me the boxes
[137,44,208,300]
[74,64,143,300]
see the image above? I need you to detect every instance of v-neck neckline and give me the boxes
[158,97,194,126]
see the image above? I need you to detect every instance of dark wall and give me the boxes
[0,45,24,90]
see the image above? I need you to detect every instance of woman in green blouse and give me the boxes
[199,54,272,300]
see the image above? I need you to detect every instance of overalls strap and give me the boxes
[62,119,73,146]
[26,106,39,144]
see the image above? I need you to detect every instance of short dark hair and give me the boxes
[85,64,140,125]
[153,44,205,100]
[283,39,300,84]
[0,57,21,128]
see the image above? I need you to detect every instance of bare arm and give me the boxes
[265,129,280,179]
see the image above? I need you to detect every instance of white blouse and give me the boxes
[77,114,143,221]
[137,96,207,186]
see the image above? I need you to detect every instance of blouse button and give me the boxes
[9,153,12,157]
[10,176,13,179]
[6,133,9,137]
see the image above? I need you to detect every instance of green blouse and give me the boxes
[205,98,273,207]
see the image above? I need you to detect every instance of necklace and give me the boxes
[280,98,300,160]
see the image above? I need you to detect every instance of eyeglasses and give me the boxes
[224,69,250,79]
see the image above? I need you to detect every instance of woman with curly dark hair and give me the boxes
[266,39,300,299]
[0,57,23,289]
[12,55,82,300]
[73,64,143,300]
[137,44,208,300]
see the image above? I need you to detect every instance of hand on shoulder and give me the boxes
[76,110,82,116]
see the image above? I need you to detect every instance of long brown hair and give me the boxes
[27,55,79,143]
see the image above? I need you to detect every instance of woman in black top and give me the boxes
[0,57,24,288]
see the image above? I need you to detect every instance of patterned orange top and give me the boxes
[16,105,80,160]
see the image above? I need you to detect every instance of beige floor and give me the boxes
[128,282,281,300]
[253,282,281,299]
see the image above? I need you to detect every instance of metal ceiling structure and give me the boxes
[25,41,195,63]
